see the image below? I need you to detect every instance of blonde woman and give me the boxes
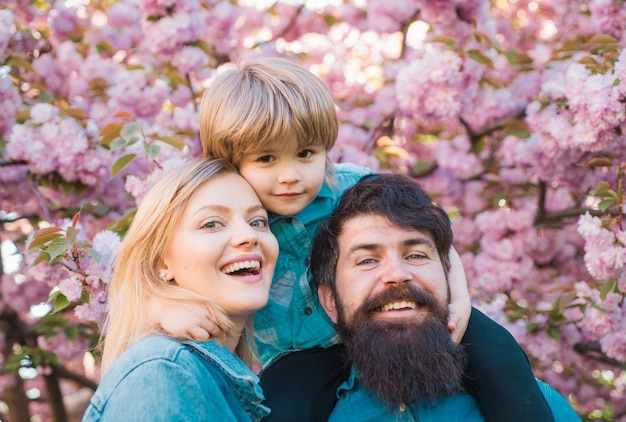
[82,157,278,421]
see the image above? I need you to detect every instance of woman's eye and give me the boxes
[251,218,268,228]
[202,220,223,229]
[297,149,313,159]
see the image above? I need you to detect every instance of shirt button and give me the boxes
[285,217,293,223]
[399,403,406,412]
[304,307,312,315]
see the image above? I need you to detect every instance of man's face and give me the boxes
[321,214,449,326]
[318,214,464,409]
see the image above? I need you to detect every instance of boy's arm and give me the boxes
[148,297,223,340]
[447,246,471,343]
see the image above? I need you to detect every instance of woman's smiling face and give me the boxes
[162,172,278,323]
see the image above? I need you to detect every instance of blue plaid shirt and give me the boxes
[329,368,582,422]
[254,163,373,364]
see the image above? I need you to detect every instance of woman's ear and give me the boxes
[317,285,338,324]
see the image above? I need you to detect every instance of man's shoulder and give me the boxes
[536,380,582,421]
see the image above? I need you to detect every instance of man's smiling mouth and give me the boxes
[380,301,418,312]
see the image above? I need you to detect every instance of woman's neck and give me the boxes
[222,319,246,353]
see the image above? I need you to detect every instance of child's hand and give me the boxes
[148,297,224,340]
[447,246,471,343]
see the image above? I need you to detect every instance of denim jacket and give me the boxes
[329,367,582,422]
[82,336,270,421]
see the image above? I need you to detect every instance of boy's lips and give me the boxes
[274,192,303,198]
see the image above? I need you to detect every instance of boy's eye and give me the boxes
[297,149,314,159]
[256,155,274,163]
[202,220,224,229]
[356,258,376,266]
[251,218,268,228]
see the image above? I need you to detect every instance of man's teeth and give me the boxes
[380,301,418,312]
[222,260,261,274]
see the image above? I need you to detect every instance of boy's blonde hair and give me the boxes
[101,158,255,372]
[200,57,338,167]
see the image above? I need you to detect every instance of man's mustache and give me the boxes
[357,284,442,317]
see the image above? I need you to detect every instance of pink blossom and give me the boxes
[0,10,13,61]
[58,277,83,302]
[107,1,141,27]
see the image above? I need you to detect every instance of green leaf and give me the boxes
[47,289,61,304]
[431,35,458,49]
[46,237,69,261]
[87,247,102,264]
[66,226,80,246]
[599,279,616,301]
[111,153,137,178]
[554,291,577,315]
[109,137,127,150]
[99,122,124,147]
[81,288,90,304]
[598,197,616,213]
[156,135,186,150]
[145,143,160,160]
[591,180,613,195]
[587,34,618,44]
[120,121,141,141]
[28,228,63,250]
[468,49,494,69]
[52,294,71,314]
[30,251,50,267]
[547,326,562,340]
[65,325,79,341]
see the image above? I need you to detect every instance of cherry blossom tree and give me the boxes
[1,1,625,420]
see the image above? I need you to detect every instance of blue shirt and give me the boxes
[254,163,373,364]
[82,336,269,421]
[329,368,582,422]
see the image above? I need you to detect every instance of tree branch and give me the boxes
[574,342,626,369]
[52,363,99,391]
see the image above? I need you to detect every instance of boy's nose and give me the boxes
[277,164,301,184]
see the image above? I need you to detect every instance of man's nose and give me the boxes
[382,255,412,285]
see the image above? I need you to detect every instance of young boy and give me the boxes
[158,57,555,422]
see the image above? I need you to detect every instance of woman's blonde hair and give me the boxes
[200,57,338,169]
[101,157,255,372]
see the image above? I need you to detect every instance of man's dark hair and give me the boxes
[311,173,453,292]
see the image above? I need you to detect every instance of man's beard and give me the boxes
[335,284,466,410]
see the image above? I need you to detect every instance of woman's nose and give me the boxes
[232,221,259,246]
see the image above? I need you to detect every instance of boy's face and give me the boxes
[238,142,327,216]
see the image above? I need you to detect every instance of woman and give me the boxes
[82,157,278,421]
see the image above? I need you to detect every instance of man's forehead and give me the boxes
[338,215,433,247]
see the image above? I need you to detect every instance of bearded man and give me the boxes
[311,173,581,422]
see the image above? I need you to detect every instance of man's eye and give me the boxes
[257,155,274,163]
[357,258,376,266]
[251,218,268,228]
[407,253,427,260]
[297,149,313,159]
[202,220,223,229]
